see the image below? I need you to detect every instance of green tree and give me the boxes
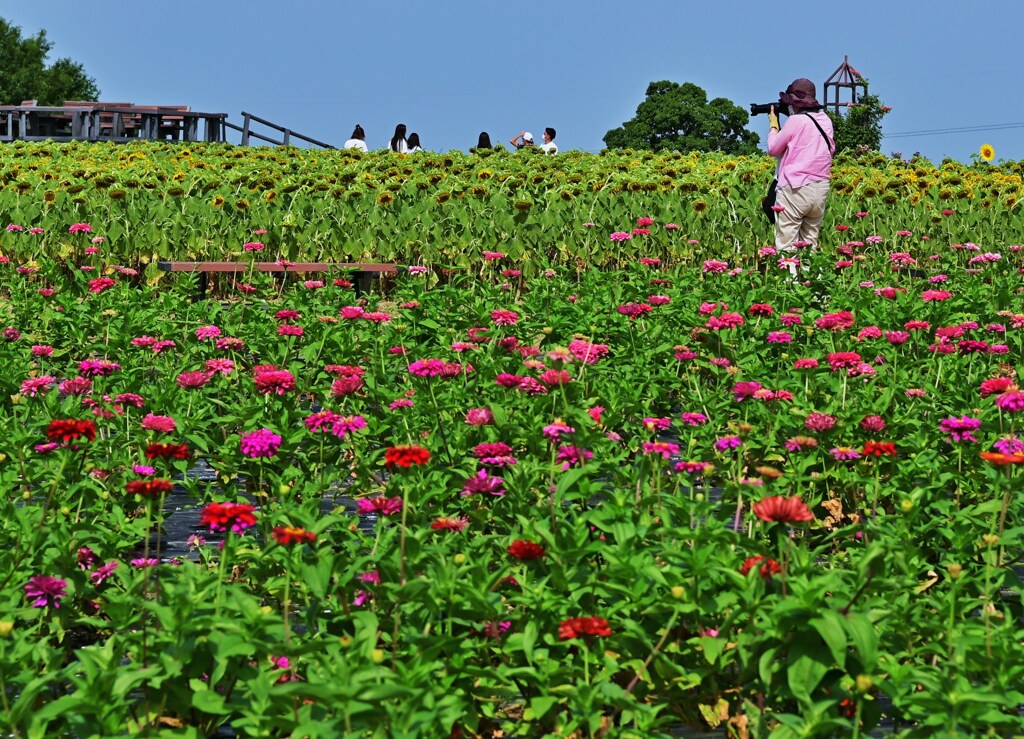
[604,80,760,155]
[0,18,99,105]
[825,89,890,156]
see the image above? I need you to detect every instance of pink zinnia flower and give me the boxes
[20,375,56,397]
[332,415,367,438]
[995,389,1024,413]
[642,441,680,459]
[805,413,837,432]
[177,371,212,389]
[90,561,118,585]
[195,325,221,340]
[830,446,862,461]
[465,408,495,426]
[542,422,575,441]
[254,368,296,395]
[491,309,519,326]
[141,414,176,433]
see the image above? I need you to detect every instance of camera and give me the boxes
[749,101,790,117]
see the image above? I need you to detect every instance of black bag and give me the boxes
[762,178,778,224]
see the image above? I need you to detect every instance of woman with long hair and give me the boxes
[476,131,492,150]
[389,124,408,153]
[406,132,423,152]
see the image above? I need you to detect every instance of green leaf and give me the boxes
[786,638,830,705]
[809,611,847,669]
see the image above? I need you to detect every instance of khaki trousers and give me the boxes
[775,179,830,251]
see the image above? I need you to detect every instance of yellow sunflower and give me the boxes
[980,144,995,162]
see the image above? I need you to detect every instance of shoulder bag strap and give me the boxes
[801,112,833,154]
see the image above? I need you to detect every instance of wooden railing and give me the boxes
[224,111,335,149]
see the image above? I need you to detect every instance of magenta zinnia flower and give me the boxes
[357,496,403,516]
[25,575,68,608]
[461,469,506,497]
[555,445,592,470]
[939,416,981,443]
[240,428,282,458]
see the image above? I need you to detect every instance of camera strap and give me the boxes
[801,112,833,154]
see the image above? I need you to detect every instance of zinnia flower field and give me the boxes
[0,143,1023,737]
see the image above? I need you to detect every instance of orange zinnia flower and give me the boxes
[981,451,1024,465]
[272,526,317,546]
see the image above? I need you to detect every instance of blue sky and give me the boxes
[6,1,1023,164]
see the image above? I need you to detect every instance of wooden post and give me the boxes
[241,113,252,146]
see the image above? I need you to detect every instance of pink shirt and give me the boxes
[767,112,834,189]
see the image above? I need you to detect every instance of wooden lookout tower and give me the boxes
[823,56,868,115]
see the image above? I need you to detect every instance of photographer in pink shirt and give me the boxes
[767,79,834,255]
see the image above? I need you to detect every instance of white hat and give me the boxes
[522,132,534,142]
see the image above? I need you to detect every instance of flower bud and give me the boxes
[855,674,874,693]
[981,534,1000,547]
[0,621,13,638]
[671,586,685,599]
[453,553,466,565]
[900,499,914,513]
[947,563,963,580]
[371,648,386,664]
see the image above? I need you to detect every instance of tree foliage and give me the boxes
[825,88,890,156]
[604,80,761,155]
[0,18,99,105]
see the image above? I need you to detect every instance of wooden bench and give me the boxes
[157,261,397,298]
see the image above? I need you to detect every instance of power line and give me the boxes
[883,122,1024,139]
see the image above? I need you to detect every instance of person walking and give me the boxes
[343,124,368,152]
[388,124,408,153]
[767,79,834,255]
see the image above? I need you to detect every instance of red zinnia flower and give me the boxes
[145,442,190,460]
[46,418,97,444]
[558,616,612,640]
[384,444,431,468]
[126,478,174,498]
[507,540,546,560]
[861,441,897,457]
[752,495,814,523]
[272,526,317,545]
[739,555,783,579]
[200,502,257,533]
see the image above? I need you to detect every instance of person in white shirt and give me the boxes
[540,127,558,154]
[343,124,368,152]
[388,124,408,153]
[406,132,423,152]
